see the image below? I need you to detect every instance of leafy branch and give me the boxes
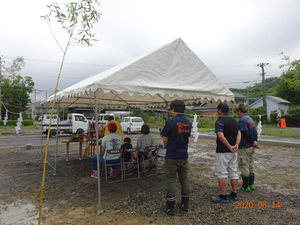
[39,1,101,224]
[41,0,101,51]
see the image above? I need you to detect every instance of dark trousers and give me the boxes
[164,158,190,198]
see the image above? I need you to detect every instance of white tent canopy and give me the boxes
[42,38,234,107]
[41,38,234,212]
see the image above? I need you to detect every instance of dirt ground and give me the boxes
[0,136,299,225]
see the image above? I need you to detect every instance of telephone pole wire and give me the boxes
[257,62,269,110]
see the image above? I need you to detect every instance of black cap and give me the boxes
[217,102,229,110]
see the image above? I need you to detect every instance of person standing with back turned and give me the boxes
[160,99,192,215]
[211,102,241,203]
[235,104,259,192]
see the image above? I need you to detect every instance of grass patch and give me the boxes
[262,130,300,138]
[0,125,39,130]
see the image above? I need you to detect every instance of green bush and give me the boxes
[282,106,300,126]
[0,120,34,126]
[250,107,268,124]
[270,110,278,124]
[145,116,165,129]
[197,117,216,128]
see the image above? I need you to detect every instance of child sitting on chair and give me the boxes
[121,137,133,162]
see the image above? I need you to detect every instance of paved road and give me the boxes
[198,131,300,148]
[0,128,299,149]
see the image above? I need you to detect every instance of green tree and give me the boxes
[1,57,34,119]
[278,54,300,104]
[41,0,101,106]
[282,106,300,126]
[38,1,102,223]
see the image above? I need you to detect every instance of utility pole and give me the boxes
[257,63,269,109]
[0,56,2,120]
[243,81,250,106]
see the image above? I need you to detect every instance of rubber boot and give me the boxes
[239,176,251,192]
[178,195,189,211]
[160,198,175,215]
[249,173,255,190]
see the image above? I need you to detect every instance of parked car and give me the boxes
[41,113,88,137]
[120,117,144,134]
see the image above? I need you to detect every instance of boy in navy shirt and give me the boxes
[160,100,191,215]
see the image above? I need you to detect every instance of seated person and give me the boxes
[155,137,166,173]
[121,137,137,172]
[136,124,152,160]
[104,115,125,143]
[136,124,153,169]
[121,137,133,162]
[91,122,122,178]
[156,137,166,158]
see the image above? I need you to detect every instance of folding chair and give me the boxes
[140,146,158,177]
[122,148,140,180]
[103,149,123,183]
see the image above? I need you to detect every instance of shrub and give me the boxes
[282,105,300,126]
[197,117,216,128]
[270,110,278,124]
[146,116,165,129]
[0,120,34,126]
[250,107,268,124]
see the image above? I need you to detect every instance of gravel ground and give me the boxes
[0,134,299,225]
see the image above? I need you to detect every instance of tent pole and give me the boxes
[54,102,59,175]
[128,107,132,138]
[94,90,103,214]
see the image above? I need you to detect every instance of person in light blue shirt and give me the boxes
[91,122,122,178]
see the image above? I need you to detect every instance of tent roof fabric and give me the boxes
[42,38,234,108]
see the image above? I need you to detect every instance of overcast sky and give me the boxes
[1,0,300,102]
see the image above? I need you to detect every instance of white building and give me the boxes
[250,96,291,119]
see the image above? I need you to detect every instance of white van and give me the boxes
[120,117,144,134]
[98,113,115,124]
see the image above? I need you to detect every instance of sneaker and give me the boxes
[90,173,98,178]
[238,186,251,192]
[227,194,238,201]
[249,184,255,190]
[109,172,116,177]
[211,196,229,204]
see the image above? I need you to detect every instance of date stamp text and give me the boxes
[235,201,281,209]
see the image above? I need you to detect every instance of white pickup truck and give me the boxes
[41,113,88,137]
[39,114,60,125]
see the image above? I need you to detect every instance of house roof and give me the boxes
[250,96,291,107]
[267,96,291,104]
